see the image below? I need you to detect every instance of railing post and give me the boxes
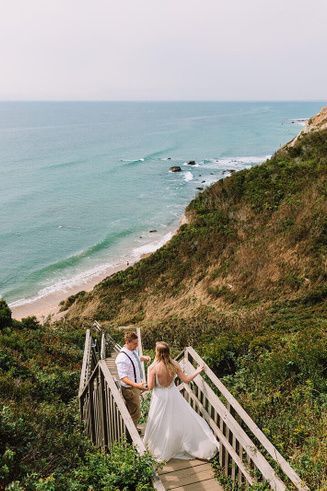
[100,332,106,359]
[99,370,109,450]
[88,377,96,444]
[136,327,146,382]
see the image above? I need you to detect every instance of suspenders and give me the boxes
[121,350,137,383]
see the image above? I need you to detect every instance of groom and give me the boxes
[115,331,151,426]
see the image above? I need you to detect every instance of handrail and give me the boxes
[79,329,92,395]
[182,382,254,485]
[183,358,285,490]
[99,360,145,452]
[182,347,309,490]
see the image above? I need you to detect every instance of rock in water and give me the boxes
[170,166,182,172]
[187,160,197,166]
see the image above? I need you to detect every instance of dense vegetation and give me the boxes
[65,128,327,488]
[0,305,157,490]
[1,124,326,489]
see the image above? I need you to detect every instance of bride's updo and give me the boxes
[155,341,178,375]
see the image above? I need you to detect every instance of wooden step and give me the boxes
[172,478,223,491]
[159,459,223,490]
[160,459,205,474]
[105,354,118,377]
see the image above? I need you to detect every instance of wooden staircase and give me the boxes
[79,326,309,491]
[104,351,118,378]
[104,350,222,490]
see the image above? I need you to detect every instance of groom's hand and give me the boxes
[134,382,147,391]
[141,355,151,363]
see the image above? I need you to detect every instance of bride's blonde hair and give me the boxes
[155,341,177,375]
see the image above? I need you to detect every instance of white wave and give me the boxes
[183,161,199,167]
[184,171,194,182]
[132,231,173,257]
[120,158,145,163]
[8,262,116,308]
[289,118,308,127]
[201,155,271,170]
[9,230,176,310]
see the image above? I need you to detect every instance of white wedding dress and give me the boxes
[143,371,219,462]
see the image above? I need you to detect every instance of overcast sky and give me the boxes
[0,0,326,101]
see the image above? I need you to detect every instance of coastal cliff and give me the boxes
[61,108,327,487]
[65,109,327,335]
[1,108,326,489]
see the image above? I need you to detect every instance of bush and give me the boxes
[0,299,12,329]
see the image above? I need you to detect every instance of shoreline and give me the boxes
[11,214,188,322]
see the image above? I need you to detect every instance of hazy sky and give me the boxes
[1,0,326,101]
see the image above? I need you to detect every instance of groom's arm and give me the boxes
[140,355,151,363]
[116,355,145,389]
[121,376,145,390]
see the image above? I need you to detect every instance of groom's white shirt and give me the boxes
[115,347,142,388]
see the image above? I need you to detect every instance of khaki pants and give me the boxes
[121,386,141,426]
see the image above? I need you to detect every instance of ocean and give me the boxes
[0,101,324,311]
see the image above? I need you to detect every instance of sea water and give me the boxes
[0,101,324,308]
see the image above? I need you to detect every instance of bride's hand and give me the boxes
[197,365,205,374]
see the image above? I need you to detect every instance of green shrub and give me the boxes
[0,300,12,329]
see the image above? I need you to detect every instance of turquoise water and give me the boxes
[0,101,324,307]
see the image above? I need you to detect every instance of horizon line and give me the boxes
[0,99,326,103]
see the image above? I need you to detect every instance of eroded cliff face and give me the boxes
[288,106,327,147]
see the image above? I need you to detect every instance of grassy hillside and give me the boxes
[66,128,327,327]
[64,124,327,488]
[0,308,157,490]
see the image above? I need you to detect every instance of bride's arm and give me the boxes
[175,362,204,384]
[147,365,156,390]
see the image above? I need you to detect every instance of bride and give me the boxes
[143,341,219,462]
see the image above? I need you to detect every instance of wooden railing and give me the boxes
[78,328,164,490]
[176,347,309,490]
[79,328,308,490]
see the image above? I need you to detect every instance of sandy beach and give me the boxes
[11,258,137,321]
[11,215,188,322]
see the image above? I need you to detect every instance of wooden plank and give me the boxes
[186,347,309,491]
[108,391,114,446]
[183,360,285,490]
[160,459,205,474]
[172,478,223,491]
[88,378,96,444]
[160,463,215,489]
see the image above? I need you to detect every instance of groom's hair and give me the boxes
[124,331,138,343]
